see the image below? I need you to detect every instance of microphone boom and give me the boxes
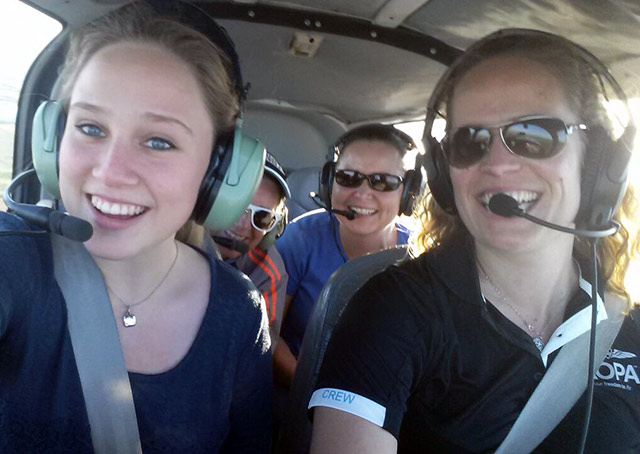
[309,192,357,220]
[212,235,250,254]
[487,193,618,238]
[4,169,93,242]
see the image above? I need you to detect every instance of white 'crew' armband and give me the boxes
[309,387,386,427]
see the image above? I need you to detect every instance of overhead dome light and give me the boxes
[289,32,324,58]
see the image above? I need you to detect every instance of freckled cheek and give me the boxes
[177,164,209,208]
[330,184,352,206]
[158,170,201,207]
[378,189,398,206]
[58,139,94,198]
[449,167,471,189]
[449,170,475,208]
[561,145,584,202]
[557,175,582,212]
[554,155,581,190]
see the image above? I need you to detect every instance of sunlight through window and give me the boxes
[0,2,61,211]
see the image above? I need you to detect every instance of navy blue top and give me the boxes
[0,211,272,453]
[277,209,410,357]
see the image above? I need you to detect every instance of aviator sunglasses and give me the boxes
[334,169,404,192]
[244,203,282,232]
[445,115,587,168]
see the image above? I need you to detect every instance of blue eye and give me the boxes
[145,137,175,151]
[78,124,105,137]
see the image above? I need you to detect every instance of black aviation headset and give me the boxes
[318,123,424,217]
[423,28,635,233]
[26,0,265,236]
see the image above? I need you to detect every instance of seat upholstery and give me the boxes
[275,245,411,454]
[284,167,321,220]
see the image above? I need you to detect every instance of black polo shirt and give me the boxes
[311,233,640,453]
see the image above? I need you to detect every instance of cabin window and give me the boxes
[0,2,61,211]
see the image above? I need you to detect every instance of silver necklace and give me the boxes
[107,244,179,328]
[478,264,547,352]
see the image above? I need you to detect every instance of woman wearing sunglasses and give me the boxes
[274,124,415,390]
[208,151,290,346]
[309,30,640,453]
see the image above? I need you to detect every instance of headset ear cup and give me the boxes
[193,121,266,231]
[32,101,65,199]
[577,126,631,229]
[193,131,232,224]
[578,127,605,227]
[318,161,335,210]
[399,169,419,216]
[424,138,456,214]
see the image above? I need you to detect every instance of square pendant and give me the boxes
[123,313,137,327]
[533,336,544,352]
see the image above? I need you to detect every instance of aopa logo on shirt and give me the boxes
[595,349,640,391]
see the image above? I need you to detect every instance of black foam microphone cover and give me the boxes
[8,203,93,242]
[47,210,94,242]
[4,169,93,242]
[488,193,523,217]
[332,208,356,220]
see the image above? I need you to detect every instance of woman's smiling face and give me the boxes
[59,41,215,259]
[331,139,405,236]
[448,56,584,252]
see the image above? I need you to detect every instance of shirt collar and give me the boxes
[427,234,608,366]
[540,266,608,367]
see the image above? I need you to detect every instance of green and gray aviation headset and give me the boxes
[211,151,290,253]
[30,0,265,233]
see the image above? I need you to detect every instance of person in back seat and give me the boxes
[309,29,640,453]
[208,151,290,346]
[274,124,420,388]
[0,3,272,452]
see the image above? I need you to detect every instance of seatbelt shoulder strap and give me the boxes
[495,292,627,454]
[51,234,142,454]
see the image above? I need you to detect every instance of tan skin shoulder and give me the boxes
[311,407,397,454]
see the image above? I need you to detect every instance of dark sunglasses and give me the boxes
[445,115,587,168]
[244,203,282,232]
[334,169,404,192]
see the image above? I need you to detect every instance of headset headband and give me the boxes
[424,28,633,144]
[332,123,417,162]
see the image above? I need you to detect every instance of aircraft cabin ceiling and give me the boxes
[23,0,640,124]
